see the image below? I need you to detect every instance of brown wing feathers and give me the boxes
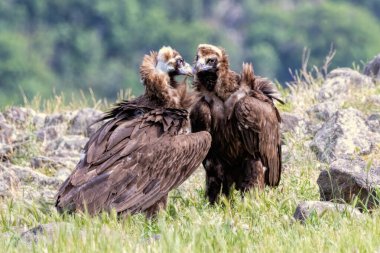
[56,108,209,215]
[236,64,282,186]
[191,44,282,202]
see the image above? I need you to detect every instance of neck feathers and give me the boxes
[140,51,183,108]
[215,54,240,101]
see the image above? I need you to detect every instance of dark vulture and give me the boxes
[55,46,211,217]
[190,44,283,204]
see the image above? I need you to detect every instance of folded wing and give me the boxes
[234,96,282,186]
[56,108,211,215]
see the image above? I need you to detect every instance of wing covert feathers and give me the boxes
[56,108,211,216]
[235,96,282,186]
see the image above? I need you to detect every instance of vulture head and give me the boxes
[140,46,195,108]
[155,46,193,77]
[194,44,228,73]
[193,44,238,100]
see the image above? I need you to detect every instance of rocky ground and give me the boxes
[281,62,380,219]
[0,56,380,250]
[0,107,103,203]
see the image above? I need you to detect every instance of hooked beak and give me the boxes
[177,62,194,76]
[194,62,214,73]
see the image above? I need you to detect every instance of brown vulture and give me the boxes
[55,46,211,217]
[190,44,283,204]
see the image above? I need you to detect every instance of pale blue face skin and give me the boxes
[194,44,223,73]
[155,47,193,76]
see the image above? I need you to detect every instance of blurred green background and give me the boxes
[0,0,379,106]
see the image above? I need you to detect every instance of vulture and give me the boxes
[190,44,283,204]
[55,46,211,217]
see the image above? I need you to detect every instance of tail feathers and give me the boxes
[241,63,284,104]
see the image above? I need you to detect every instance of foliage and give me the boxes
[0,0,379,106]
[242,1,380,81]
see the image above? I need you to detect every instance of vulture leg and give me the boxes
[240,158,265,192]
[204,158,224,204]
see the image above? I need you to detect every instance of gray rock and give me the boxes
[3,107,36,126]
[20,222,72,243]
[44,114,66,127]
[0,122,15,144]
[364,54,380,80]
[317,68,374,102]
[366,95,380,107]
[1,163,62,201]
[0,112,5,122]
[281,112,302,133]
[32,113,47,129]
[0,138,29,162]
[317,158,380,209]
[294,201,362,222]
[35,126,59,142]
[311,108,373,163]
[30,156,66,169]
[307,101,339,121]
[0,164,20,198]
[46,135,88,153]
[67,108,103,136]
[367,113,380,133]
[7,164,61,187]
[304,120,323,136]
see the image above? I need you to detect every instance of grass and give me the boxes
[17,88,134,113]
[1,166,380,252]
[1,58,380,252]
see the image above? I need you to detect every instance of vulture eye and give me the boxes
[207,58,216,64]
[177,58,184,66]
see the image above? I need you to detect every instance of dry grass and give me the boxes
[1,56,380,252]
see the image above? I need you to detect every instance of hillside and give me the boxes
[0,62,380,252]
[1,0,380,106]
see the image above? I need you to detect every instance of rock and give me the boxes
[294,201,362,222]
[317,68,373,102]
[317,158,380,209]
[44,113,67,127]
[0,164,20,198]
[367,113,380,133]
[311,108,373,163]
[366,95,380,107]
[35,126,60,142]
[30,156,66,169]
[20,222,72,243]
[364,54,380,80]
[3,107,36,126]
[0,112,5,123]
[0,163,61,201]
[304,120,322,136]
[0,122,15,144]
[281,112,302,133]
[0,139,29,162]
[8,164,61,187]
[32,113,47,129]
[46,135,88,153]
[327,68,374,87]
[67,108,103,136]
[307,101,339,122]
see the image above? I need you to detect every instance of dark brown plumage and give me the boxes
[190,44,283,204]
[55,46,211,217]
